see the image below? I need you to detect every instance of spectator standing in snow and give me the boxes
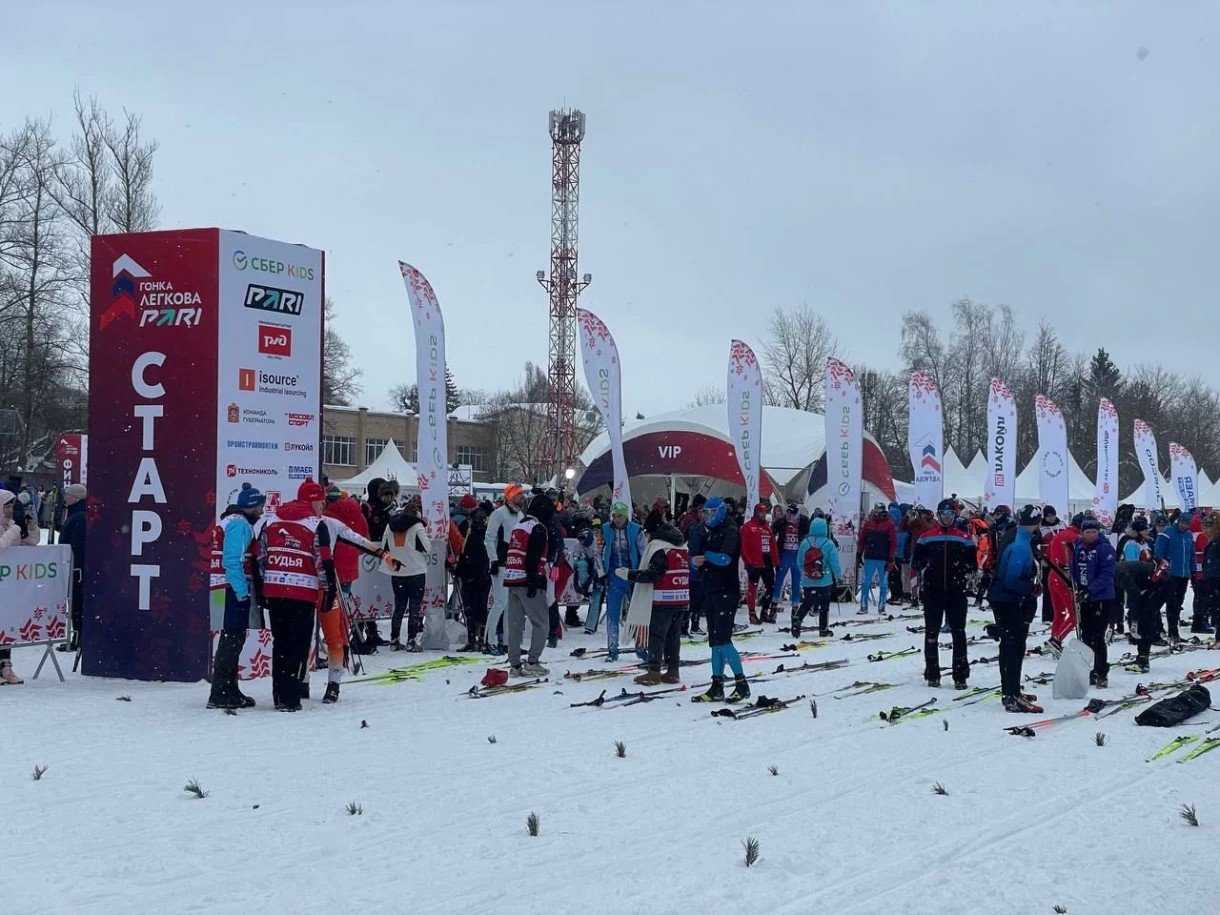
[0,490,26,684]
[1154,510,1199,641]
[770,502,808,621]
[987,508,1042,713]
[1198,514,1220,642]
[359,478,400,648]
[792,516,842,639]
[1071,519,1117,689]
[912,498,978,689]
[602,501,645,662]
[856,502,898,615]
[454,497,492,651]
[740,502,778,625]
[382,500,432,651]
[55,483,88,654]
[619,510,689,686]
[503,493,557,678]
[485,483,526,654]
[691,497,749,703]
[1038,505,1065,623]
[207,483,265,710]
[319,486,369,701]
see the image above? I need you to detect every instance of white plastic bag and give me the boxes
[1052,637,1094,700]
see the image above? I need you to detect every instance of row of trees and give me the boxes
[695,301,1218,496]
[0,94,159,470]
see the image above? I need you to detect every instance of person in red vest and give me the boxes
[618,510,690,685]
[740,502,778,625]
[259,479,398,711]
[502,493,557,677]
[320,485,371,702]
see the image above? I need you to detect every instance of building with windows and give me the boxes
[321,405,498,484]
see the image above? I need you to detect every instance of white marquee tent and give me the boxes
[1013,449,1095,513]
[333,439,419,496]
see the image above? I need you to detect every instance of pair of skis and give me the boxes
[879,697,939,724]
[867,646,920,663]
[568,684,688,708]
[710,694,807,720]
[828,681,895,699]
[1146,723,1220,763]
[348,654,485,685]
[771,658,850,676]
[466,677,548,698]
[1004,689,1153,735]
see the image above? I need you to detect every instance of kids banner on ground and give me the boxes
[87,229,323,682]
[0,545,72,649]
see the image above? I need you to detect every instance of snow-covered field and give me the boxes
[5,601,1217,915]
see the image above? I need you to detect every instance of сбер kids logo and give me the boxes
[100,254,203,331]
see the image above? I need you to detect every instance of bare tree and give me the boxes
[856,366,908,478]
[322,297,362,405]
[761,305,839,412]
[103,108,159,233]
[685,384,725,409]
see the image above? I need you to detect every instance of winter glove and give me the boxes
[379,549,403,572]
[235,595,251,614]
[489,560,500,576]
[614,567,630,581]
[526,587,537,599]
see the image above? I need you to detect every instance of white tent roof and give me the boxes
[1121,476,1181,511]
[941,447,978,501]
[1199,470,1213,496]
[1013,449,1095,509]
[577,403,887,488]
[964,451,987,491]
[333,440,419,496]
[1201,477,1220,509]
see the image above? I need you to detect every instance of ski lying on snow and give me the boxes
[1177,737,1220,763]
[710,694,807,720]
[867,647,920,662]
[879,698,937,723]
[1147,735,1202,761]
[770,658,850,676]
[840,632,894,643]
[831,681,895,699]
[467,677,548,698]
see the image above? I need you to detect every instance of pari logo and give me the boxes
[101,254,203,331]
[244,283,305,317]
[233,250,316,282]
[257,323,292,357]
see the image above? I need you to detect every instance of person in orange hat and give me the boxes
[483,482,526,654]
[258,479,400,710]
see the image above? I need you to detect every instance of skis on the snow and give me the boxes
[1146,735,1202,762]
[348,654,485,685]
[569,689,608,707]
[710,694,807,720]
[780,640,832,651]
[771,658,850,676]
[832,681,896,699]
[467,677,548,698]
[1005,702,1104,736]
[1177,737,1220,763]
[879,698,937,723]
[840,632,894,643]
[867,647,920,663]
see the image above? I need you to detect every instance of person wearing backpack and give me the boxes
[792,516,843,639]
[987,506,1043,713]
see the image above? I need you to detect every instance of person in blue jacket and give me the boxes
[602,501,644,661]
[208,483,266,709]
[690,497,748,703]
[792,517,843,638]
[888,502,908,605]
[1071,518,1118,688]
[1154,509,1199,641]
[988,507,1043,713]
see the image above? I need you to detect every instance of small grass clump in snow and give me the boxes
[768,765,779,776]
[931,782,949,796]
[346,802,363,816]
[487,735,497,744]
[614,740,626,758]
[809,699,818,718]
[31,764,48,781]
[1180,804,1199,827]
[526,812,540,837]
[183,778,208,799]
[1053,906,1067,914]
[1094,732,1106,747]
[743,836,760,868]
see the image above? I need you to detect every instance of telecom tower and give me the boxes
[536,107,591,484]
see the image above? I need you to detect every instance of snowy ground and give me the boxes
[5,599,1218,915]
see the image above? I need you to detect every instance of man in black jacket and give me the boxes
[57,484,88,654]
[691,498,749,702]
[912,498,978,689]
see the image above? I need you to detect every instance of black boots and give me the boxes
[208,630,246,709]
[727,675,751,703]
[692,676,725,703]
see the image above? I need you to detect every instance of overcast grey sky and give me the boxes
[4,1,1216,417]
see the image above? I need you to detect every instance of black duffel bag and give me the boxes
[1135,684,1211,727]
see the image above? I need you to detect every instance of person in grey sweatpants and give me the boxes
[504,494,556,676]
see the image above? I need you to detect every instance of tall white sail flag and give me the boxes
[577,309,630,509]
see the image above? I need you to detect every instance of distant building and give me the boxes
[321,405,498,484]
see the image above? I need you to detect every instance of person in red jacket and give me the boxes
[740,502,779,624]
[259,479,398,710]
[321,486,370,699]
[1043,514,1082,655]
[855,503,897,614]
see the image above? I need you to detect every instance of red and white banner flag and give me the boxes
[1134,419,1166,509]
[825,358,862,587]
[1092,399,1119,529]
[1035,395,1069,512]
[577,309,630,509]
[908,372,944,510]
[400,261,450,648]
[984,378,1016,510]
[1169,442,1199,512]
[727,340,763,512]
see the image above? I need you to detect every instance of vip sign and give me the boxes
[87,228,323,682]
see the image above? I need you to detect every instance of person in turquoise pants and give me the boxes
[602,502,644,661]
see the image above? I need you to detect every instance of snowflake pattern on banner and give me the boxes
[1134,418,1153,438]
[826,357,855,390]
[728,340,757,375]
[1035,395,1064,430]
[989,377,1013,405]
[1099,398,1118,420]
[910,371,939,401]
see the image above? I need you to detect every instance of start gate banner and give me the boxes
[87,229,323,682]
